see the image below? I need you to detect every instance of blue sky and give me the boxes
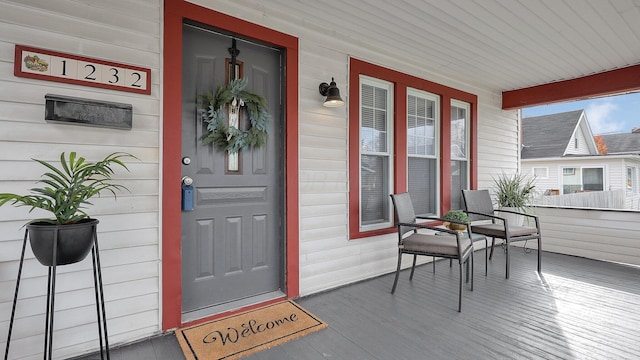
[521,92,640,135]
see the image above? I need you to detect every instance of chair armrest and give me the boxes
[494,208,539,220]
[464,210,505,222]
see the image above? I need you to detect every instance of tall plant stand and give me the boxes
[4,227,110,360]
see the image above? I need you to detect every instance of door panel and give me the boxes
[181,23,283,313]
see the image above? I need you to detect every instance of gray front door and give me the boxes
[181,23,284,314]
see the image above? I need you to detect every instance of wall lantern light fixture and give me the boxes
[319,77,345,107]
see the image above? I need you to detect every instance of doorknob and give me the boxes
[181,176,194,211]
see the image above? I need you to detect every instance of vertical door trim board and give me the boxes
[163,0,299,330]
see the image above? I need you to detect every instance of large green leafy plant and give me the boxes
[0,152,133,224]
[493,172,536,212]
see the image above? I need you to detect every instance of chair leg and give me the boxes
[410,254,418,280]
[537,237,542,273]
[505,239,510,279]
[470,251,474,291]
[458,261,464,312]
[484,238,488,276]
[465,257,469,283]
[391,251,403,294]
[489,237,496,259]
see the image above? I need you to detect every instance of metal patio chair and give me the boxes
[461,189,541,279]
[389,193,474,312]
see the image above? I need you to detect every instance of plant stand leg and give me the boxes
[43,230,59,360]
[4,229,29,360]
[91,228,110,359]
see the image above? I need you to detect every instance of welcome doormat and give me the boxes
[176,301,327,360]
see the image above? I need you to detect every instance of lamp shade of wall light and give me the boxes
[319,77,345,107]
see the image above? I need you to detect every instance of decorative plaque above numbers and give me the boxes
[14,45,151,95]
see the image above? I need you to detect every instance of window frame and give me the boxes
[449,99,470,210]
[358,75,395,231]
[533,167,549,179]
[627,166,637,193]
[406,88,441,217]
[348,58,478,239]
[560,165,606,194]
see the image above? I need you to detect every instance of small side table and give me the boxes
[4,227,110,360]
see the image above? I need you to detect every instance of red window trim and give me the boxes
[348,58,478,240]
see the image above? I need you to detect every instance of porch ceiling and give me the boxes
[252,0,640,96]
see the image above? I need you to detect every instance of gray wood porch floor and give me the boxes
[73,248,640,360]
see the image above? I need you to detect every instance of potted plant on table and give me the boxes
[442,209,470,232]
[492,172,536,226]
[0,152,133,266]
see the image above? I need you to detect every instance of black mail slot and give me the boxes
[45,94,132,130]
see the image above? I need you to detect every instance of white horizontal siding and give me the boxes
[565,122,591,155]
[0,0,161,358]
[532,206,640,266]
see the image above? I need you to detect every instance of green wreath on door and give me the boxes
[199,78,270,153]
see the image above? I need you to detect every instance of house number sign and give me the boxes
[14,45,151,95]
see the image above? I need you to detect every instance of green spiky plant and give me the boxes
[492,172,536,213]
[0,152,134,225]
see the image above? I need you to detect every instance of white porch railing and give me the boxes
[532,190,625,209]
[525,206,640,267]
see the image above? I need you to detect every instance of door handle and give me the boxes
[181,176,194,211]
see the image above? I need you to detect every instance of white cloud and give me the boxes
[586,101,623,134]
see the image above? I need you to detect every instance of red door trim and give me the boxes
[163,0,299,331]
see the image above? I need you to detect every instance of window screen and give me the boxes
[407,89,438,215]
[360,78,393,228]
[450,101,469,210]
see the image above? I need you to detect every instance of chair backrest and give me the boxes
[389,193,417,237]
[461,189,494,221]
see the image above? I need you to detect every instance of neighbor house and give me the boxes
[521,110,640,209]
[1,1,639,359]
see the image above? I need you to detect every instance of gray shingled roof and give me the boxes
[600,133,640,154]
[600,132,640,154]
[521,110,583,159]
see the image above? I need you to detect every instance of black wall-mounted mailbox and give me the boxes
[45,94,133,130]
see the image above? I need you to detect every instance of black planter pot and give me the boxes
[26,218,99,266]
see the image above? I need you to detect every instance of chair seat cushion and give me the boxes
[471,223,538,238]
[402,233,472,256]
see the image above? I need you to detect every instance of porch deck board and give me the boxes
[74,249,640,360]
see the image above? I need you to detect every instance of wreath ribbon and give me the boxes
[199,78,270,153]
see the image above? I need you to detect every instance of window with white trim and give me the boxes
[562,166,604,194]
[450,100,469,210]
[407,88,439,216]
[533,167,548,179]
[627,166,637,193]
[359,76,394,229]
